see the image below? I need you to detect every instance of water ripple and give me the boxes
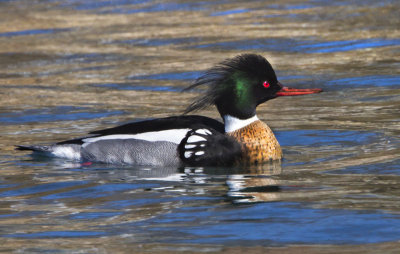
[327,75,400,87]
[5,231,106,238]
[276,130,380,147]
[92,83,182,92]
[0,181,87,198]
[41,183,158,200]
[128,71,201,81]
[166,202,400,245]
[191,38,400,53]
[329,158,400,175]
[0,28,70,37]
[0,106,124,124]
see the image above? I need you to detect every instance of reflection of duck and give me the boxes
[227,175,283,203]
[17,54,321,166]
[226,162,283,203]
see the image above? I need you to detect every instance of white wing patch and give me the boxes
[186,129,211,143]
[82,129,191,145]
[183,129,213,159]
[187,135,206,143]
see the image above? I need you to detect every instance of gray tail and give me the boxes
[15,145,51,152]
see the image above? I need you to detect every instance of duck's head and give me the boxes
[184,54,322,119]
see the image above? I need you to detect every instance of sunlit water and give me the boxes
[0,0,399,253]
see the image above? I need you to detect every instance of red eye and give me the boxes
[263,81,270,88]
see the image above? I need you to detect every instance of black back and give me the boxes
[57,115,224,145]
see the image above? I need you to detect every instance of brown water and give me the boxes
[0,0,400,253]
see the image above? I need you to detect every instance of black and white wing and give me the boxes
[178,128,242,166]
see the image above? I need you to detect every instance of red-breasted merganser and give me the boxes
[17,54,322,166]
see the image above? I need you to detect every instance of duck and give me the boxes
[16,54,322,167]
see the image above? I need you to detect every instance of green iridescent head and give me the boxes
[184,54,282,119]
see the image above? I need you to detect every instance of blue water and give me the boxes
[167,202,400,245]
[190,38,400,53]
[60,53,126,63]
[0,181,87,198]
[276,130,379,147]
[128,71,202,81]
[41,0,150,11]
[92,83,182,92]
[327,75,400,87]
[5,231,106,238]
[0,106,124,124]
[111,37,202,47]
[101,1,221,14]
[329,159,400,175]
[42,0,227,14]
[267,3,316,10]
[0,28,70,37]
[3,165,400,245]
[1,0,400,252]
[211,8,252,16]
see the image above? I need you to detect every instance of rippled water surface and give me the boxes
[0,0,399,253]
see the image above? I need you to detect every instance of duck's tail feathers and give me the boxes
[15,145,51,152]
[16,144,82,160]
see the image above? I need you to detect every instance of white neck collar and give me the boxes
[223,115,259,133]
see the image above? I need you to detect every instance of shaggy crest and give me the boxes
[183,54,277,114]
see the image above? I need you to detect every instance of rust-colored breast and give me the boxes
[227,120,282,165]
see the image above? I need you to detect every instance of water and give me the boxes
[0,0,399,253]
